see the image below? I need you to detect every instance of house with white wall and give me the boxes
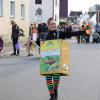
[0,0,60,42]
[30,0,60,25]
[0,0,30,42]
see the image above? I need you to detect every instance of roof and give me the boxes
[88,12,96,17]
[69,11,83,17]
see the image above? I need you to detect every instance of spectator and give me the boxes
[10,21,20,56]
[40,18,68,100]
[0,35,3,53]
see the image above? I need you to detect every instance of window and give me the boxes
[10,0,15,17]
[35,0,42,4]
[21,3,25,18]
[0,0,3,16]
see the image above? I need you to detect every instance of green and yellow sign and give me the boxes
[40,39,70,76]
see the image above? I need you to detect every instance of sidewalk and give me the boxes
[2,37,27,55]
[0,42,40,57]
[0,43,12,56]
[0,42,25,56]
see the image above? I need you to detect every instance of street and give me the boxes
[0,40,100,100]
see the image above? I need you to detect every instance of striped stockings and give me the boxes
[46,75,60,95]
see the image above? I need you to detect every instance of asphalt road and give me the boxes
[0,40,100,100]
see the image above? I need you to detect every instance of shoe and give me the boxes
[27,54,33,56]
[54,89,58,100]
[27,54,30,56]
[30,54,33,56]
[49,93,56,100]
[16,54,19,56]
[10,53,16,55]
[49,97,56,100]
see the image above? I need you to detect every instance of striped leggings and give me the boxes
[46,75,60,94]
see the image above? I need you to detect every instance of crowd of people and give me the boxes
[58,22,100,44]
[0,20,100,57]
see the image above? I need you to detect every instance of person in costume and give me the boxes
[40,18,68,100]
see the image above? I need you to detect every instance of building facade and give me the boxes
[30,0,60,25]
[0,0,30,41]
[0,0,60,42]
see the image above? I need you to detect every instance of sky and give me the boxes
[68,0,100,14]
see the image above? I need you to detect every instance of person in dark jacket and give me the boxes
[0,35,3,53]
[11,21,20,56]
[40,18,68,100]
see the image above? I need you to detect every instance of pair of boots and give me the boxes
[49,89,58,100]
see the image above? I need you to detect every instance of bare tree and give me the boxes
[88,4,100,12]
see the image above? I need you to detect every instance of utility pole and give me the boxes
[96,10,100,23]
